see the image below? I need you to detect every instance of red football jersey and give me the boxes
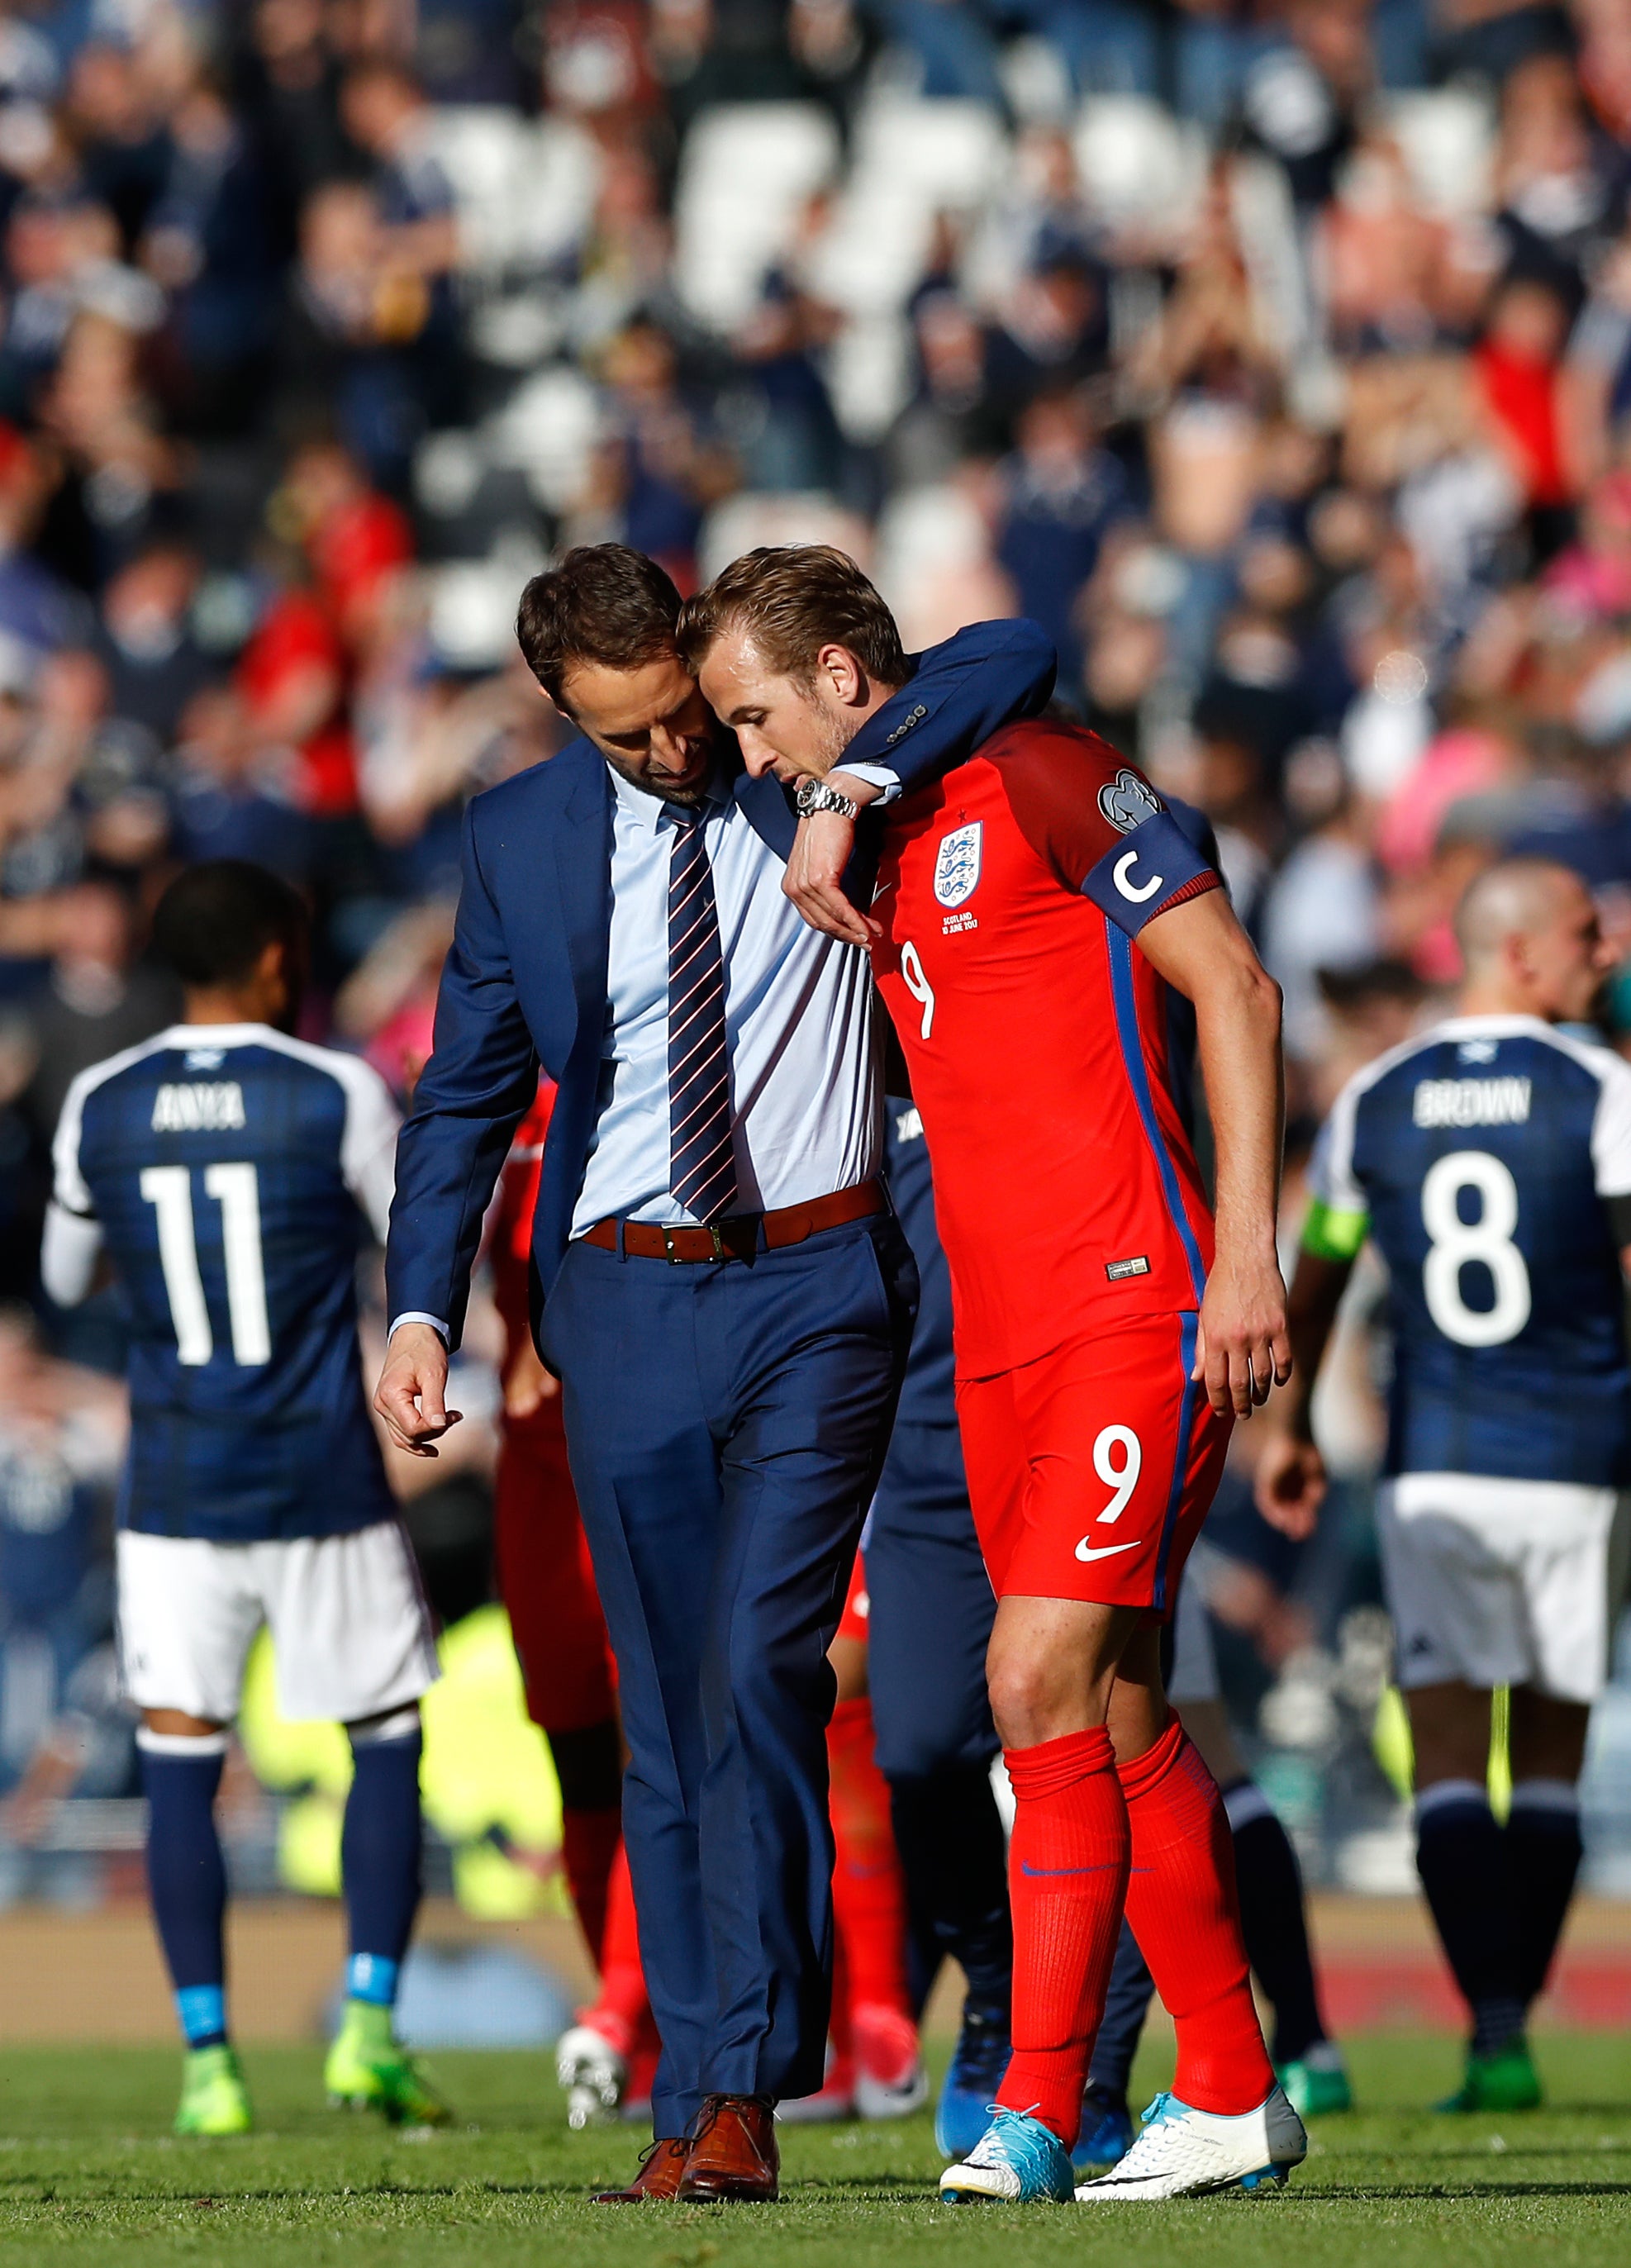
[872,720,1222,1376]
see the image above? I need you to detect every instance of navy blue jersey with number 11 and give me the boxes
[1304,1014,1631,1486]
[47,1022,401,1543]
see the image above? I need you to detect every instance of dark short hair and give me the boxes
[151,862,308,989]
[676,545,907,687]
[516,544,683,706]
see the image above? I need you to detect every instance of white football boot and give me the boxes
[853,2002,930,2122]
[554,2023,628,2130]
[1074,2084,1307,2202]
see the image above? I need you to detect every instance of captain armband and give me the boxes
[1081,811,1221,939]
[1301,1198,1369,1262]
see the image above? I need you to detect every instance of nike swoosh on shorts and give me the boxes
[1073,1538,1144,1562]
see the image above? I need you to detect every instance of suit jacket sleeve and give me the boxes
[842,617,1057,795]
[386,802,540,1346]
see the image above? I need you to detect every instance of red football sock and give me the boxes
[828,1695,914,2019]
[1119,1718,1275,2114]
[582,1838,650,2056]
[995,1724,1129,2147]
[559,1804,621,1967]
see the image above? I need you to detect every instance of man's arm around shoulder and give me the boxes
[787,619,1057,943]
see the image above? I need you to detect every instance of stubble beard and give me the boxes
[801,687,861,780]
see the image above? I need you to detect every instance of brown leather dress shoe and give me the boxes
[675,2094,780,2203]
[591,2135,692,2203]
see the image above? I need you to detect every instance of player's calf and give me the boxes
[138,1721,251,2136]
[324,1705,451,2130]
[1116,1718,1278,2117]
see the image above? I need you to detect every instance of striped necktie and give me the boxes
[666,805,738,1222]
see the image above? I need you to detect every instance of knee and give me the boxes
[986,1651,1083,1752]
[729,1617,830,1719]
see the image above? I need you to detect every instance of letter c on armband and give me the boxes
[1112,850,1164,905]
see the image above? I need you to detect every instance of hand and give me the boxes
[1193,1248,1292,1420]
[1254,1432,1327,1540]
[374,1321,463,1457]
[781,773,880,946]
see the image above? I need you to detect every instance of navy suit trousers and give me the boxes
[865,1420,999,1781]
[543,1213,917,2137]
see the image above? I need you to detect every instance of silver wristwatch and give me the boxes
[796,777,860,820]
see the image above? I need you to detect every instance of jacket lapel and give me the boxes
[734,768,798,860]
[535,746,613,1289]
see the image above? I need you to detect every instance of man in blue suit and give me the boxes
[375,544,1053,2201]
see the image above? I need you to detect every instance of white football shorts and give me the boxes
[117,1520,440,1724]
[1166,1567,1221,1707]
[1377,1472,1631,1705]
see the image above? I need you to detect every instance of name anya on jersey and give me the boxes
[150,1082,246,1133]
[1412,1075,1532,1130]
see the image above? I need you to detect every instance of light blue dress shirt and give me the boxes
[572,765,883,1232]
[391,758,894,1339]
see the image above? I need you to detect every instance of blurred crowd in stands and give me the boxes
[12,0,1631,1889]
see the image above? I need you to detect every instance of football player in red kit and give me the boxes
[681,550,1305,2205]
[487,1085,657,2124]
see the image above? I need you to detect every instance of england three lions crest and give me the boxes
[933,822,983,909]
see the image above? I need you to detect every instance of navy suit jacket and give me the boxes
[385,617,1056,1344]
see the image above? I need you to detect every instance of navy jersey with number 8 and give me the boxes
[1305,1014,1631,1486]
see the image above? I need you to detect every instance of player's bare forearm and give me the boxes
[373,1320,463,1458]
[1140,891,1290,1418]
[782,773,882,944]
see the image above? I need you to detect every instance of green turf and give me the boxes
[3,2033,1631,2263]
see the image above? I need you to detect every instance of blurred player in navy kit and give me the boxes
[1259,858,1631,2114]
[41,863,445,2139]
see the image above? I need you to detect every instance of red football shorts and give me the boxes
[492,1400,618,1732]
[954,1312,1230,1614]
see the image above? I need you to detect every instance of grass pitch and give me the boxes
[3,2033,1631,2264]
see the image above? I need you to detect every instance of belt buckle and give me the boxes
[709,1223,727,1262]
[661,1224,682,1264]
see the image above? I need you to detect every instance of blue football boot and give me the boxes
[1073,2081,1134,2172]
[934,2005,1012,2161]
[940,2106,1077,2204]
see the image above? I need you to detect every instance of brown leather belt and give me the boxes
[581,1180,885,1263]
